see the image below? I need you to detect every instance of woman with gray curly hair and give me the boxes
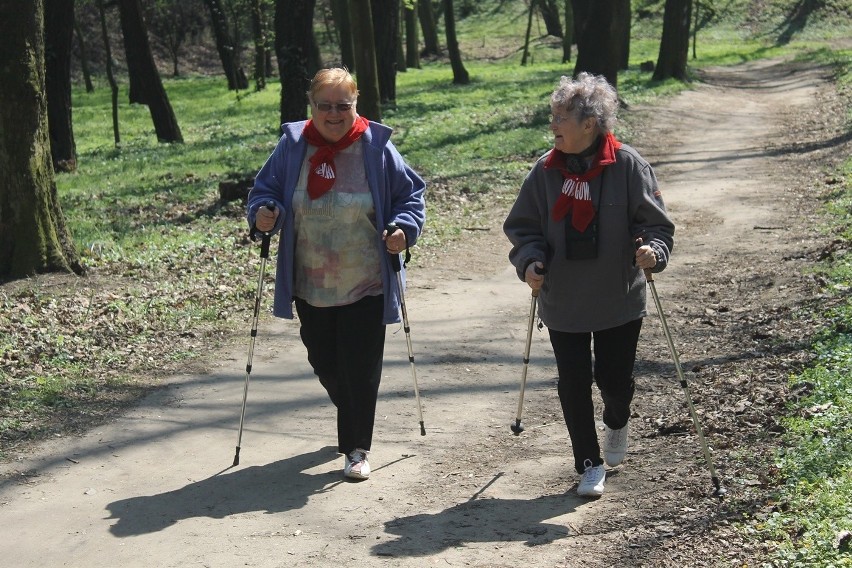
[503,72,675,498]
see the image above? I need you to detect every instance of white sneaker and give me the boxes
[577,459,606,498]
[344,449,370,480]
[603,422,629,467]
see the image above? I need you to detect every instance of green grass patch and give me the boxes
[735,47,852,566]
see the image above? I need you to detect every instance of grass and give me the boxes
[732,46,852,567]
[1,2,852,562]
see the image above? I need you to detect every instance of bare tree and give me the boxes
[617,0,630,70]
[404,0,420,69]
[330,0,355,70]
[371,0,399,103]
[562,0,573,62]
[45,0,78,172]
[250,0,268,90]
[418,0,439,57]
[72,14,95,92]
[443,0,469,84]
[571,0,591,44]
[521,0,536,66]
[538,0,563,37]
[274,0,317,125]
[95,0,121,148]
[203,0,249,89]
[572,0,623,89]
[0,0,83,280]
[397,2,407,73]
[97,0,121,146]
[145,0,206,77]
[350,0,382,121]
[692,0,716,59]
[653,0,692,81]
[117,0,183,142]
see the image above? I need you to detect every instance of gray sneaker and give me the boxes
[577,459,606,498]
[603,422,628,467]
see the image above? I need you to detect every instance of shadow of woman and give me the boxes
[372,490,583,557]
[105,446,340,537]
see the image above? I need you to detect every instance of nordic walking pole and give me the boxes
[640,242,726,498]
[233,200,276,466]
[385,223,426,436]
[511,265,546,435]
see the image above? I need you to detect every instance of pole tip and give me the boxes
[510,420,524,435]
[419,422,426,436]
[233,447,240,467]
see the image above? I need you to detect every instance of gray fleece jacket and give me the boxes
[503,143,675,333]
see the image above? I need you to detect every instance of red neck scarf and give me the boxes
[302,116,369,199]
[545,132,621,231]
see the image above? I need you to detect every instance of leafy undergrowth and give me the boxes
[0,201,260,452]
[731,50,852,567]
[739,279,852,567]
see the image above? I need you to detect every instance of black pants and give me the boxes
[549,318,643,474]
[294,295,386,456]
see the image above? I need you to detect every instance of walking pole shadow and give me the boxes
[105,446,339,537]
[372,473,582,557]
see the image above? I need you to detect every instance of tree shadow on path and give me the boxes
[372,479,584,557]
[105,446,340,537]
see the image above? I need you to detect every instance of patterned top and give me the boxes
[292,143,383,307]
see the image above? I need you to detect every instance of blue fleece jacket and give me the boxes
[246,120,426,324]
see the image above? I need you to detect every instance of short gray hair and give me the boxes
[550,72,618,133]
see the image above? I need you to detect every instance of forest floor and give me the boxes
[1,56,849,567]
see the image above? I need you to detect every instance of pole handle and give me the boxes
[385,222,403,273]
[530,263,546,297]
[633,236,655,282]
[250,200,277,254]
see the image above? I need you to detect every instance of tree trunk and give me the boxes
[571,0,591,45]
[97,0,120,146]
[404,0,420,69]
[45,0,77,173]
[330,0,355,71]
[418,0,439,56]
[306,10,323,75]
[538,0,563,37]
[562,0,573,62]
[692,0,698,59]
[572,0,620,89]
[653,0,692,81]
[203,0,249,90]
[250,0,267,91]
[349,0,382,122]
[371,0,399,104]
[274,0,317,125]
[397,2,406,73]
[0,0,84,281]
[617,0,630,70]
[73,17,95,92]
[117,0,183,142]
[443,0,469,84]
[521,0,535,66]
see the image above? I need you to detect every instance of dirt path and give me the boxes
[1,58,841,567]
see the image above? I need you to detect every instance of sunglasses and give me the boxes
[314,101,355,112]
